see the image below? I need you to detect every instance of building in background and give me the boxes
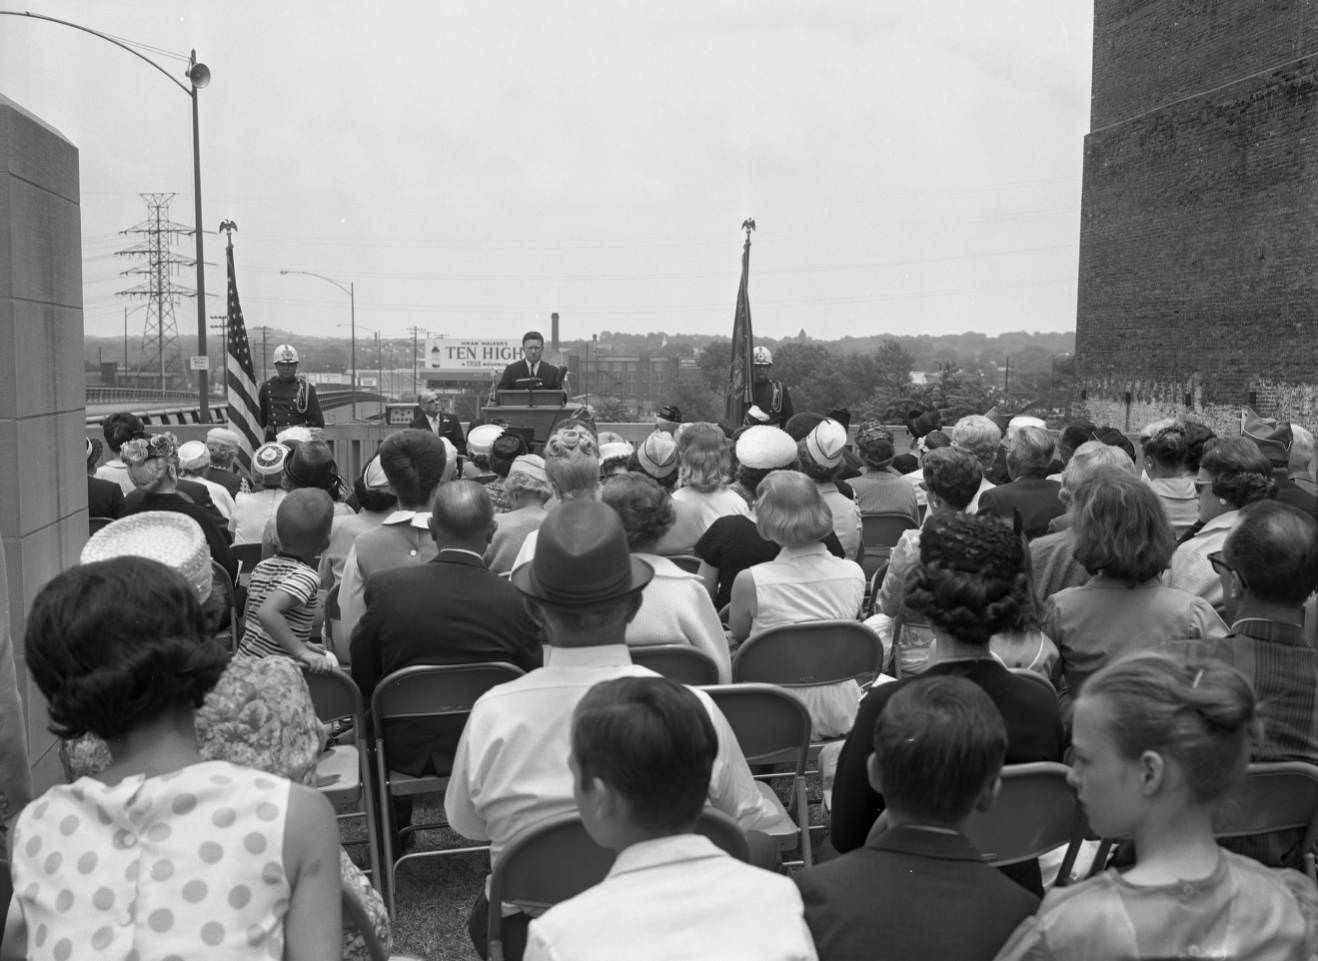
[1075,3,1318,433]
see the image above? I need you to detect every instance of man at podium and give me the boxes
[497,330,566,392]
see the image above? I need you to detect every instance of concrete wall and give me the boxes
[0,95,86,793]
[1076,3,1318,425]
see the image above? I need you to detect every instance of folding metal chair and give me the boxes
[303,670,383,892]
[667,554,703,575]
[702,683,814,867]
[871,762,1088,886]
[1213,762,1318,882]
[630,644,720,686]
[859,511,919,583]
[371,662,525,916]
[88,515,116,535]
[1009,666,1058,695]
[231,541,264,587]
[209,559,240,652]
[732,620,884,691]
[486,810,749,961]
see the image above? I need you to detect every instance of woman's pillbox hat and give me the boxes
[206,427,243,448]
[176,440,211,472]
[856,424,896,467]
[736,426,798,470]
[599,441,635,463]
[252,442,290,480]
[508,454,549,486]
[81,511,213,601]
[275,425,314,445]
[361,453,391,492]
[467,424,505,458]
[637,431,679,478]
[805,418,848,469]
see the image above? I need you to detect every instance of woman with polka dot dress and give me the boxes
[7,556,340,960]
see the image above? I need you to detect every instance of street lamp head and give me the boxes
[188,61,210,89]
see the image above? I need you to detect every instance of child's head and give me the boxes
[25,556,227,740]
[570,676,717,847]
[1071,652,1257,838]
[870,675,1008,826]
[275,488,335,558]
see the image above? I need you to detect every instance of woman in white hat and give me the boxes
[233,441,290,544]
[177,439,236,532]
[486,454,552,575]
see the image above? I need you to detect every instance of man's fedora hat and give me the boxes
[512,500,653,608]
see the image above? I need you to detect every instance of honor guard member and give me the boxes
[745,346,794,428]
[258,344,325,441]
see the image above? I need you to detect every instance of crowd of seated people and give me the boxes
[16,404,1318,960]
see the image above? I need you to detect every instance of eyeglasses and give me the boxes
[1206,551,1233,578]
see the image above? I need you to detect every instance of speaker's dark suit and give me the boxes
[496,359,565,392]
[350,551,542,776]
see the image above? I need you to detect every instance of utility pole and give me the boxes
[406,326,432,397]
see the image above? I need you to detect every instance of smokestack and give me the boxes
[551,312,559,352]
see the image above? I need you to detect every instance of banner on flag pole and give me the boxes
[725,219,756,426]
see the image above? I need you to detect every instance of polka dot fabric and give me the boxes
[12,760,291,961]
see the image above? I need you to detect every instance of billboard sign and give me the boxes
[424,338,522,377]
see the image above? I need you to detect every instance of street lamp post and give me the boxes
[280,270,356,420]
[0,12,212,419]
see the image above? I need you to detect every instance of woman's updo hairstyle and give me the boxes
[1082,652,1257,804]
[1143,424,1189,473]
[1200,436,1277,509]
[905,512,1028,647]
[24,556,227,740]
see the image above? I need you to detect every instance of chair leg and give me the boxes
[360,751,383,895]
[376,753,396,918]
[795,774,813,869]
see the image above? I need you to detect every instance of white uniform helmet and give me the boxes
[272,344,300,364]
[752,346,773,365]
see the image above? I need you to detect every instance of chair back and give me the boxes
[304,669,365,725]
[1009,667,1057,695]
[860,511,919,579]
[371,662,524,725]
[1212,762,1318,843]
[630,645,720,686]
[733,620,883,688]
[209,559,239,649]
[231,541,264,581]
[89,515,116,535]
[702,683,811,770]
[667,554,703,575]
[962,762,1083,866]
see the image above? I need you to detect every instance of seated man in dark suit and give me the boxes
[496,330,566,392]
[117,432,238,582]
[351,479,542,773]
[409,387,467,452]
[795,676,1039,961]
[977,425,1065,539]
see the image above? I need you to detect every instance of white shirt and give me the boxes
[186,473,236,531]
[524,834,818,961]
[94,459,135,496]
[670,487,752,537]
[1165,510,1240,614]
[627,553,732,682]
[443,644,780,866]
[337,511,434,641]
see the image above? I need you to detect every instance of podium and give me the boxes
[481,405,574,449]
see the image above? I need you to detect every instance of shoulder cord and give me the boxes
[295,376,309,413]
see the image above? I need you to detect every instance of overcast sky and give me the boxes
[2,2,1093,346]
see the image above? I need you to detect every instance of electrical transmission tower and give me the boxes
[116,193,196,388]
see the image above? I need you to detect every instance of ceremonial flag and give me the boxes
[725,223,755,426]
[224,238,262,470]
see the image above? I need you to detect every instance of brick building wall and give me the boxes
[1075,2,1318,433]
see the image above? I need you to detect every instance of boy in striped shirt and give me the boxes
[237,488,336,672]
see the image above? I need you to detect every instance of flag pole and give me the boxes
[725,218,757,427]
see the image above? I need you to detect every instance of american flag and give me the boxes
[224,240,262,470]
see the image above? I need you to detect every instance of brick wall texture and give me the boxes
[1076,1,1318,428]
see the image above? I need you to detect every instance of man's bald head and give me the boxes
[1224,500,1318,605]
[429,479,495,547]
